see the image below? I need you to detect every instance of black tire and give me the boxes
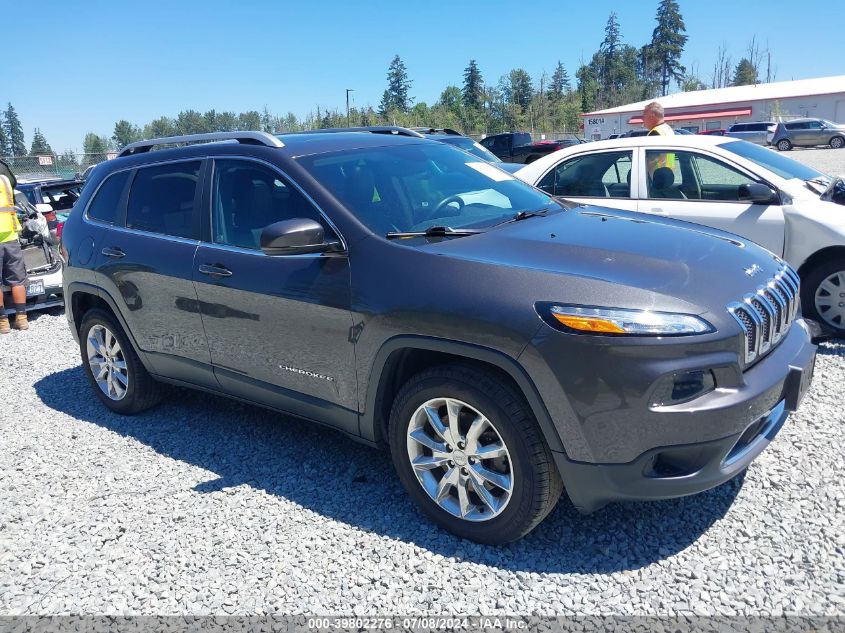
[78,308,163,414]
[388,364,563,544]
[776,139,792,151]
[524,155,540,164]
[801,258,845,338]
[830,136,844,150]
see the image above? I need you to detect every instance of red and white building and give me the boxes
[581,75,845,140]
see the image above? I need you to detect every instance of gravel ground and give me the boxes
[0,310,843,617]
[780,146,845,177]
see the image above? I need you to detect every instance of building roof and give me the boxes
[583,75,845,117]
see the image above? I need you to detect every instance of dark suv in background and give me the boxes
[61,131,816,543]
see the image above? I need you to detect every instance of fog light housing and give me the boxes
[650,370,716,407]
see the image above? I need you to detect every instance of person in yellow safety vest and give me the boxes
[0,161,29,334]
[643,101,676,178]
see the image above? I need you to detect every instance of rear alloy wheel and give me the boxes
[777,139,792,151]
[389,365,562,544]
[830,136,844,149]
[802,259,845,337]
[79,309,162,414]
[87,324,129,401]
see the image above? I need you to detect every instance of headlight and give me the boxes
[544,305,714,336]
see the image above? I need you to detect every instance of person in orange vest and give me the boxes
[0,160,29,333]
[643,101,675,179]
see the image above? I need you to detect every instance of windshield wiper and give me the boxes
[493,208,551,227]
[385,226,485,239]
[806,176,831,194]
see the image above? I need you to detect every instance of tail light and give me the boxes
[56,221,64,239]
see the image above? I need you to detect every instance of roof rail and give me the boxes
[412,127,463,136]
[289,126,425,138]
[118,131,284,157]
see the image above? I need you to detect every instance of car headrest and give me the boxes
[652,167,674,189]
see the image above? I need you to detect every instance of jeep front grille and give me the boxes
[728,265,800,365]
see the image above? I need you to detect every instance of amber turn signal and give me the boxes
[551,313,626,333]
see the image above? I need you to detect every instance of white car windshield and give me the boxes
[721,140,828,182]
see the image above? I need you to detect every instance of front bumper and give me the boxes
[550,319,817,513]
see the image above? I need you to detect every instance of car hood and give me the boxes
[424,206,785,313]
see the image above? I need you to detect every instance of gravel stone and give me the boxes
[0,310,843,616]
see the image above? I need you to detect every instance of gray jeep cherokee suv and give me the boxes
[60,131,817,544]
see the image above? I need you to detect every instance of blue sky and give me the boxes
[3,0,841,152]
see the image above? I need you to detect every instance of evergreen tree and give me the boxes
[215,111,239,132]
[112,120,141,149]
[30,128,52,155]
[0,125,10,156]
[144,117,175,139]
[3,103,26,156]
[238,110,262,131]
[550,61,571,99]
[175,110,206,135]
[379,55,413,115]
[576,64,598,113]
[82,133,109,167]
[650,0,688,96]
[83,132,108,155]
[732,58,758,86]
[462,59,484,111]
[637,43,662,99]
[599,12,622,102]
[501,69,533,108]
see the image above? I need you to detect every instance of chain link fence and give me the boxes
[1,153,115,182]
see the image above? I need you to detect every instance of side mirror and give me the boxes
[738,183,778,204]
[35,203,53,213]
[260,218,342,256]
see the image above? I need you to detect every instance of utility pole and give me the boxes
[346,89,354,127]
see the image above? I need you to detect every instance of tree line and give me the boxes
[5,0,779,159]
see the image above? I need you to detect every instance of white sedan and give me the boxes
[514,135,845,336]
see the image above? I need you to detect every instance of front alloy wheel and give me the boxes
[406,397,513,521]
[389,365,563,544]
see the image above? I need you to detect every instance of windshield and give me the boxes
[821,120,841,128]
[297,143,562,234]
[720,139,828,182]
[438,136,502,162]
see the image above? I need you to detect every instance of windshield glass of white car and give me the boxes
[721,140,828,181]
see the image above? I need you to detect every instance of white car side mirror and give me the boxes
[35,203,53,213]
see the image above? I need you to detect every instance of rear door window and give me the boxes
[87,171,131,225]
[126,161,201,239]
[538,151,633,198]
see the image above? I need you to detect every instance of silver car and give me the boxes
[726,121,776,145]
[768,118,845,151]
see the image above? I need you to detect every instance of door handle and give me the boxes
[650,208,664,213]
[101,247,125,258]
[198,264,233,278]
